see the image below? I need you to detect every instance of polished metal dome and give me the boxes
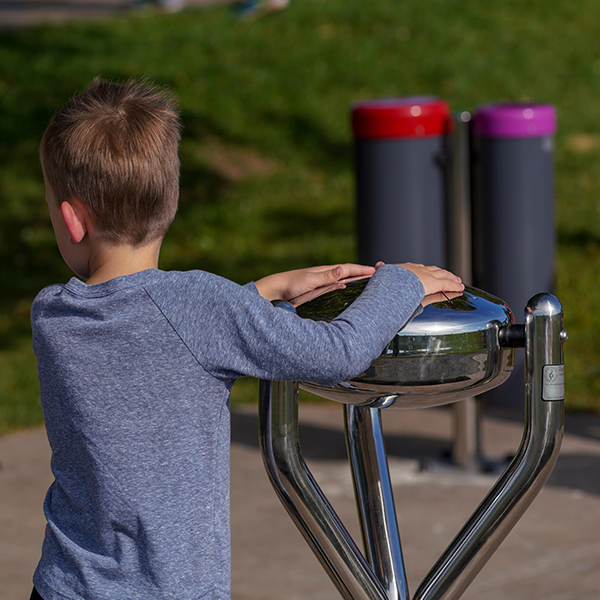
[296,279,515,409]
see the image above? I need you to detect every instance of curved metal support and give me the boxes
[258,379,388,600]
[412,293,565,600]
[258,293,565,600]
[345,405,410,600]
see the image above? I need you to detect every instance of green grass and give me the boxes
[2,0,600,433]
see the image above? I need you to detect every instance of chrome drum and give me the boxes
[296,280,514,409]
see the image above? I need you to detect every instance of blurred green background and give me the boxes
[1,0,600,434]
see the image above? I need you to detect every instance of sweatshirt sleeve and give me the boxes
[147,264,424,385]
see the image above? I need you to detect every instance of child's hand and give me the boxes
[393,262,465,307]
[255,264,376,307]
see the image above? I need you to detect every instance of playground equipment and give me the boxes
[471,103,557,407]
[352,97,450,268]
[351,97,557,467]
[259,281,566,600]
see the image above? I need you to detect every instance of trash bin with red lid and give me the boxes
[352,97,451,267]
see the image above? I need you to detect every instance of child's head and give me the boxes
[40,77,181,247]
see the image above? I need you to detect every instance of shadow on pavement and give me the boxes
[232,409,600,498]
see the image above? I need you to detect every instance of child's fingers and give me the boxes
[398,262,464,296]
[320,263,375,283]
[424,275,464,295]
[427,266,462,281]
[409,264,462,281]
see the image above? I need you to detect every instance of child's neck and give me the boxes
[86,239,162,285]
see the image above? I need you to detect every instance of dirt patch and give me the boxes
[567,133,600,153]
[189,137,277,182]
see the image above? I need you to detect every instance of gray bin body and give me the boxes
[356,137,447,267]
[473,135,555,406]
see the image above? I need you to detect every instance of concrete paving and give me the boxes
[0,0,231,30]
[2,403,600,600]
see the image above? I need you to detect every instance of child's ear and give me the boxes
[60,200,89,244]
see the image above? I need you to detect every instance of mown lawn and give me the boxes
[2,0,600,433]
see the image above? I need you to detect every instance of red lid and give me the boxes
[352,97,451,139]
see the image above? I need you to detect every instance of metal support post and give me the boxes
[413,294,565,600]
[345,405,410,600]
[258,379,388,600]
[447,110,480,470]
[259,292,565,600]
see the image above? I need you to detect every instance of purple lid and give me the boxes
[473,104,556,138]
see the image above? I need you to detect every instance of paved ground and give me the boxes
[0,0,231,29]
[2,403,600,600]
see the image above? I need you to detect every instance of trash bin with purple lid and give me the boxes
[471,103,557,407]
[352,97,451,267]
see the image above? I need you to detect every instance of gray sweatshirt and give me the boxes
[31,265,423,600]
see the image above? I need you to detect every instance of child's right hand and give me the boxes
[376,261,465,307]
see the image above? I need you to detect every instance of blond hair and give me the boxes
[40,78,181,246]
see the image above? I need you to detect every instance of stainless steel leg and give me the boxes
[259,293,565,600]
[258,379,387,600]
[412,293,565,600]
[345,405,410,600]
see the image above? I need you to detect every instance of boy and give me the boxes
[31,78,463,600]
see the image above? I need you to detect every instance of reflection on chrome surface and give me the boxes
[296,280,514,409]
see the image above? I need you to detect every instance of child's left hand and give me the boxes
[255,264,376,307]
